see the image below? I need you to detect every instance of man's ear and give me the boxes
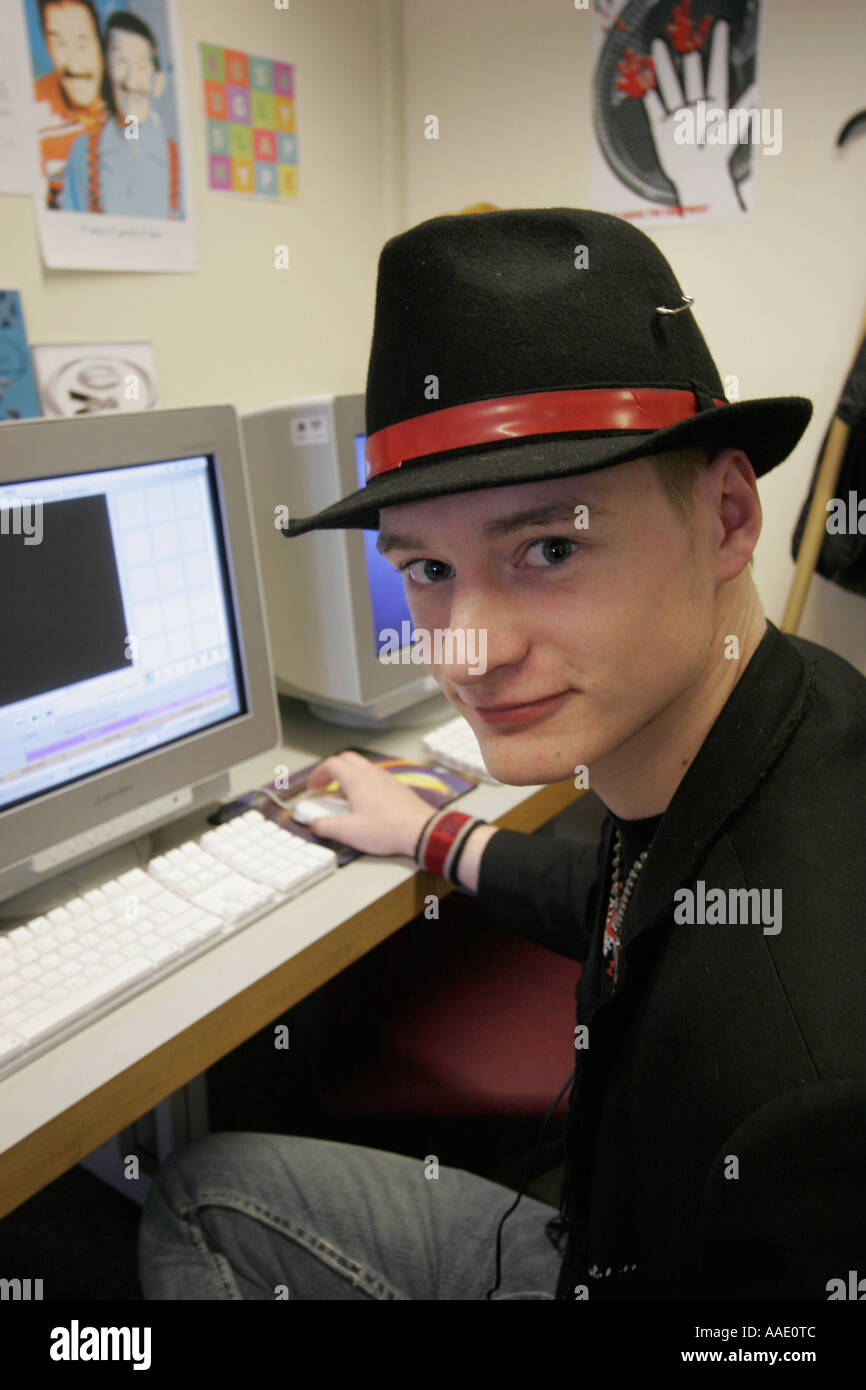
[153,71,166,101]
[708,447,762,579]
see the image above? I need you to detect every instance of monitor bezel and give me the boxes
[0,405,280,891]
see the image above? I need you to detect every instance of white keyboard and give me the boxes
[0,810,337,1080]
[421,716,502,783]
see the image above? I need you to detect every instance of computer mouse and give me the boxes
[291,795,351,825]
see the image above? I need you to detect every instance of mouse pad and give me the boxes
[208,749,478,867]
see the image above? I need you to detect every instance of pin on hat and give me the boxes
[282,207,811,537]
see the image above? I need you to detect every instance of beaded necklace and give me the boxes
[603,830,649,988]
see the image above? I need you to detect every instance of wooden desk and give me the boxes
[0,698,580,1219]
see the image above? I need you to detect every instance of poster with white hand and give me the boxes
[589,0,772,227]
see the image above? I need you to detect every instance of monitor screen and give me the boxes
[0,453,246,815]
[353,433,413,658]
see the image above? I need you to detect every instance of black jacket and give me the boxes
[475,619,866,1300]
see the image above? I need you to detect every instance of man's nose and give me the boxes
[438,584,529,679]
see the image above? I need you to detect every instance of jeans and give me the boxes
[137,1131,563,1300]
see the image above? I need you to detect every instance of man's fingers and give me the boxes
[305,750,384,803]
[304,760,336,790]
[650,38,683,113]
[706,19,729,109]
[305,754,353,792]
[308,815,352,841]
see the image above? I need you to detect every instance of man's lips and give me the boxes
[468,691,570,725]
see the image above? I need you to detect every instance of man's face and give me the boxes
[377,456,725,788]
[107,28,157,122]
[44,1,103,110]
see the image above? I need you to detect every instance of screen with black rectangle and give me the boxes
[0,494,132,707]
[0,454,246,813]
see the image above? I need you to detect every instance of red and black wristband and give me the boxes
[414,808,487,887]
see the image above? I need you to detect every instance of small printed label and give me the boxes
[291,414,329,446]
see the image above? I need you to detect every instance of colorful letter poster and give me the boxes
[24,0,196,271]
[200,44,299,202]
[589,0,768,227]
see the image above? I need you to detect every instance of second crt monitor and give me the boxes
[241,395,448,728]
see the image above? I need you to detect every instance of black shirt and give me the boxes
[611,810,663,882]
[474,621,866,1298]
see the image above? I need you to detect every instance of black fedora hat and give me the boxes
[283,207,811,536]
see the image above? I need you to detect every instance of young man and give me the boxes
[32,0,107,209]
[59,10,181,218]
[138,209,866,1301]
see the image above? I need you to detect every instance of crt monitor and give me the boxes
[0,406,280,906]
[240,394,450,728]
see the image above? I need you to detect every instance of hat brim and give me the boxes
[282,396,812,536]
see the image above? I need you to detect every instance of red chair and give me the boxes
[312,892,579,1121]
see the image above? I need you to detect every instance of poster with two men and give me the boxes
[23,0,194,270]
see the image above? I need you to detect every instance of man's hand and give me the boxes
[302,750,435,858]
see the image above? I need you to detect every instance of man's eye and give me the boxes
[523,537,581,567]
[402,558,454,586]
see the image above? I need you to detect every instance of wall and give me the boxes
[3,0,863,667]
[1,0,401,411]
[399,0,866,671]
